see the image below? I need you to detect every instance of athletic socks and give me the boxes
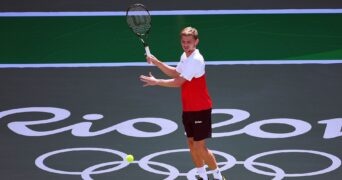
[197,166,208,180]
[196,166,223,180]
[212,167,223,180]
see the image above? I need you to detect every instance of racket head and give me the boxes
[126,3,151,37]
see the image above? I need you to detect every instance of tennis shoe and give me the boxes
[213,175,226,180]
[195,175,206,180]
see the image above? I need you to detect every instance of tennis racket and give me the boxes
[126,3,152,57]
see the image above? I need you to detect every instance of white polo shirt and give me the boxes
[176,49,205,81]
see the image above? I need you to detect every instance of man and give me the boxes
[140,27,225,180]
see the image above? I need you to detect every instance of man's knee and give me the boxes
[193,140,207,152]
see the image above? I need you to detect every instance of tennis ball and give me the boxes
[126,154,134,163]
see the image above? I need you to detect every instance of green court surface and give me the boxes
[1,13,342,63]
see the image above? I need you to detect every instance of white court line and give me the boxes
[0,60,342,68]
[1,9,342,17]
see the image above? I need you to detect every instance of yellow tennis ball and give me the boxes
[126,154,134,163]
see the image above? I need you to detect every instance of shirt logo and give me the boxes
[195,121,202,124]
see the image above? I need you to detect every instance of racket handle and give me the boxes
[145,46,151,57]
[145,46,152,64]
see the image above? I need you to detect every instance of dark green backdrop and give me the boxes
[1,14,342,63]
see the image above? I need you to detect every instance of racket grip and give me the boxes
[145,46,151,57]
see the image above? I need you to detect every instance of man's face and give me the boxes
[181,35,199,55]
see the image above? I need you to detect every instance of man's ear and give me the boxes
[195,38,199,46]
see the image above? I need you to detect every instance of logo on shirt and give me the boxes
[195,121,202,124]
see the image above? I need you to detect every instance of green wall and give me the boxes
[1,14,342,63]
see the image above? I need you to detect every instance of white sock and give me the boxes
[197,166,208,180]
[212,167,222,180]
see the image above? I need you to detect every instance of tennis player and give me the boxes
[140,27,225,180]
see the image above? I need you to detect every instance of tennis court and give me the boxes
[1,1,342,179]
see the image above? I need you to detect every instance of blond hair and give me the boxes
[180,27,198,39]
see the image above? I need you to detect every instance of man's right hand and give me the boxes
[146,55,158,65]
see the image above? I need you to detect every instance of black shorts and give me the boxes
[182,108,212,141]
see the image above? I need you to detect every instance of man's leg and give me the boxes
[187,137,205,167]
[187,137,207,180]
[189,138,225,180]
[185,109,225,179]
[192,139,218,170]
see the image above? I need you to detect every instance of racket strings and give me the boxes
[127,16,151,33]
[131,24,151,36]
[126,5,151,35]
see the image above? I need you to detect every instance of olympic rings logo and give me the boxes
[35,148,341,180]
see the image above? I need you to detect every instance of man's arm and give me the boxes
[147,55,179,78]
[140,72,186,88]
